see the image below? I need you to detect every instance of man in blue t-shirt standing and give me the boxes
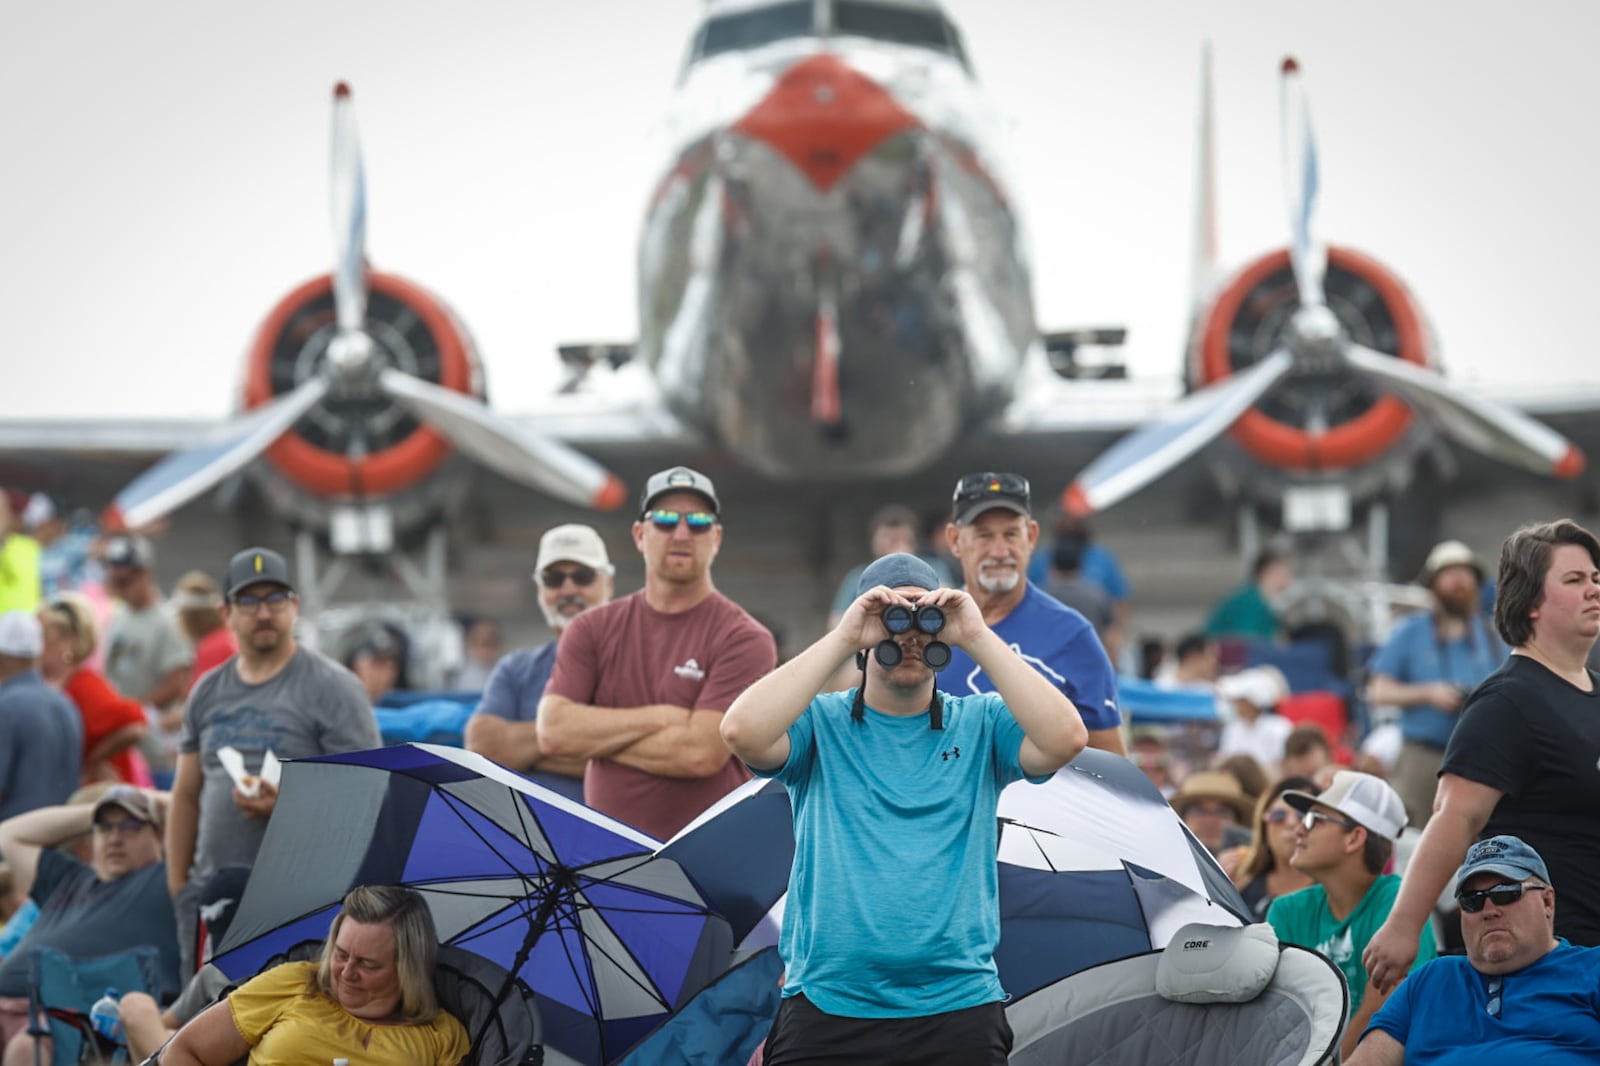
[940,472,1125,755]
[722,553,1088,1064]
[1364,539,1505,827]
[464,524,614,802]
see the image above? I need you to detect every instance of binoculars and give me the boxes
[874,601,951,670]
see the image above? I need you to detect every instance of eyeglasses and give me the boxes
[1486,975,1502,1017]
[232,590,294,611]
[93,818,150,836]
[1300,810,1357,833]
[642,509,717,533]
[1265,809,1294,825]
[540,565,598,589]
[953,472,1030,503]
[1457,879,1549,914]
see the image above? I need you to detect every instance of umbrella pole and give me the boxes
[476,869,570,1055]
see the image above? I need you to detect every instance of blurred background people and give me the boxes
[1206,548,1293,643]
[0,611,81,820]
[452,616,502,692]
[345,626,408,707]
[1216,666,1293,775]
[0,493,40,615]
[828,504,951,627]
[101,534,191,780]
[1365,539,1505,827]
[1169,770,1254,857]
[173,571,236,695]
[38,593,149,785]
[1224,775,1317,920]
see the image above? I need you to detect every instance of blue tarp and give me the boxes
[1117,677,1221,723]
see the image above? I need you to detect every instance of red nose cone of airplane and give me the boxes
[733,54,920,192]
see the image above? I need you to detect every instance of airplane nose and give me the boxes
[733,54,920,192]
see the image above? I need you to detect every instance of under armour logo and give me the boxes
[942,747,961,761]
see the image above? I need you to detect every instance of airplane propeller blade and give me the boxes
[1064,349,1294,516]
[106,375,331,530]
[1346,346,1585,478]
[329,82,370,356]
[376,368,626,510]
[1280,57,1326,309]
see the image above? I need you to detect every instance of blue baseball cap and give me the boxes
[857,552,939,596]
[1456,836,1551,887]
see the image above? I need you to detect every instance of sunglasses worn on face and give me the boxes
[233,590,293,610]
[1458,880,1548,914]
[954,472,1030,503]
[1301,810,1357,833]
[540,565,598,589]
[643,509,717,533]
[1265,809,1294,825]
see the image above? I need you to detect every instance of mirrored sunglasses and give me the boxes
[643,509,717,533]
[1458,880,1548,914]
[540,565,598,589]
[1300,810,1357,833]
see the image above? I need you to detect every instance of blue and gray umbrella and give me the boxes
[659,749,1249,1002]
[212,744,731,1066]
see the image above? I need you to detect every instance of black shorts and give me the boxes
[761,992,1013,1065]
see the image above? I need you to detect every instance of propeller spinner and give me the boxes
[108,84,624,531]
[1063,56,1583,518]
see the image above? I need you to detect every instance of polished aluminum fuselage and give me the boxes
[637,35,1036,479]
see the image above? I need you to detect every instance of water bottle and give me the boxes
[88,988,122,1043]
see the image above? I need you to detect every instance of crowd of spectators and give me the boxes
[3,470,1599,1062]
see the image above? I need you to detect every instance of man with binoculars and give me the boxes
[722,552,1087,1063]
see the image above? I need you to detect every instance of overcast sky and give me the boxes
[2,0,1595,419]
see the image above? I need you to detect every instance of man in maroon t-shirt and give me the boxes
[538,466,777,840]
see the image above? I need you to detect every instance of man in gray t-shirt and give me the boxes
[166,547,378,974]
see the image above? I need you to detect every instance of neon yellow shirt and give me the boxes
[0,534,41,613]
[227,961,468,1066]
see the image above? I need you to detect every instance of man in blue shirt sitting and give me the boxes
[1350,835,1600,1065]
[940,472,1125,755]
[464,524,614,801]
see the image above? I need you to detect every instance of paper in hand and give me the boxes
[217,745,281,798]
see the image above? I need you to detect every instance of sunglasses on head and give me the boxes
[1457,879,1548,914]
[540,565,598,589]
[953,472,1030,503]
[642,509,717,533]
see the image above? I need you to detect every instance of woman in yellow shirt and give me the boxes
[162,885,469,1066]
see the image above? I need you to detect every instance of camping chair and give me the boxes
[26,945,164,1066]
[1006,923,1348,1066]
[136,944,542,1066]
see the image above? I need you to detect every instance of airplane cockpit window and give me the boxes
[691,1,817,63]
[831,1,969,67]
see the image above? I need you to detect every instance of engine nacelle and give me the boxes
[1189,245,1434,473]
[239,270,481,532]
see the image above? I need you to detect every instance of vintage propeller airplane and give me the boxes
[1,3,1594,659]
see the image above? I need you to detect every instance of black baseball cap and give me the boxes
[951,472,1032,525]
[224,547,295,599]
[640,466,720,515]
[102,533,155,570]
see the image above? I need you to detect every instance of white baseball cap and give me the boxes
[1217,666,1289,710]
[533,525,613,577]
[0,611,43,658]
[1284,770,1407,842]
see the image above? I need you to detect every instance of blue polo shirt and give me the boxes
[470,643,584,802]
[941,583,1120,731]
[1368,613,1505,748]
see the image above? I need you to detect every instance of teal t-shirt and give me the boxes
[1204,583,1279,642]
[1266,873,1438,1012]
[758,689,1043,1018]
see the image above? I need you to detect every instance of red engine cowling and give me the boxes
[1190,245,1433,472]
[241,271,480,499]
